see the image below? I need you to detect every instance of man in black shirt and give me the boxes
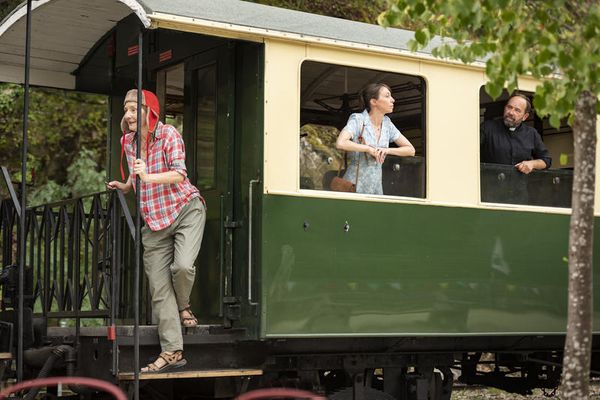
[480,94,552,173]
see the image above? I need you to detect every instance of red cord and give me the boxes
[0,376,126,400]
[236,388,326,400]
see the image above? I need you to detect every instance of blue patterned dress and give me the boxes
[341,110,401,195]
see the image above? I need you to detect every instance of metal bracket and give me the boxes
[224,220,243,229]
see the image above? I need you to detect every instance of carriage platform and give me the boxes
[45,325,265,382]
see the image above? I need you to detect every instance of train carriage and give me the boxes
[0,0,599,399]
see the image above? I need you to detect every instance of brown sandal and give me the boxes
[140,351,186,373]
[180,307,198,328]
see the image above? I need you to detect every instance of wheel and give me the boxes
[329,387,396,400]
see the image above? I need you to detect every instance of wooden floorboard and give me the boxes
[118,368,263,381]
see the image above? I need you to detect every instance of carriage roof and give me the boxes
[0,0,440,90]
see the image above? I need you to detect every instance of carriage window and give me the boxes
[156,64,184,133]
[300,61,425,198]
[479,87,573,208]
[194,64,217,189]
[157,62,216,189]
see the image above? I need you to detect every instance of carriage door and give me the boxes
[185,44,236,325]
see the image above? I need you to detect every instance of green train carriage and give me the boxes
[0,0,598,398]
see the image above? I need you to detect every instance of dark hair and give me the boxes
[360,83,392,112]
[508,93,532,114]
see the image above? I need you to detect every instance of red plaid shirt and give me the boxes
[123,122,201,231]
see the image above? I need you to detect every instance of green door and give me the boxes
[185,44,236,325]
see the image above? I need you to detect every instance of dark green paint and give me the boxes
[184,41,264,332]
[260,194,600,336]
[187,44,236,323]
[231,42,264,337]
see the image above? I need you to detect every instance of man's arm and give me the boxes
[515,159,547,174]
[515,129,552,174]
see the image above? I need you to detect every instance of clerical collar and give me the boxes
[509,127,516,132]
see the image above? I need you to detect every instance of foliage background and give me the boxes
[252,0,386,24]
[0,83,108,205]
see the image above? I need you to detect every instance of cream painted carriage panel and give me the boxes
[263,39,305,193]
[306,45,420,76]
[516,76,537,93]
[422,62,483,206]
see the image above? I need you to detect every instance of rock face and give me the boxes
[299,124,343,190]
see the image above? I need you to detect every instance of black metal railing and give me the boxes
[1,170,137,324]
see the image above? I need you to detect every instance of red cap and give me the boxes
[119,89,161,180]
[141,89,160,132]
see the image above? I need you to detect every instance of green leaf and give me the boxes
[538,49,553,64]
[470,42,485,56]
[539,35,552,46]
[533,91,546,110]
[501,10,516,24]
[558,51,570,69]
[535,9,548,25]
[408,39,419,52]
[378,11,400,27]
[414,2,426,15]
[485,81,502,99]
[506,82,517,95]
[549,113,561,128]
[583,22,597,40]
[415,29,429,46]
[540,65,553,76]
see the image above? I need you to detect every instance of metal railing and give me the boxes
[1,170,137,324]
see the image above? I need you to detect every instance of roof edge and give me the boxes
[118,0,151,28]
[0,0,151,39]
[149,11,486,70]
[0,0,51,37]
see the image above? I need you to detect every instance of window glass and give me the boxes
[194,64,217,190]
[479,87,573,207]
[300,61,425,198]
[156,64,184,133]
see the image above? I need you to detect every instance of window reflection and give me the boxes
[156,64,184,133]
[195,65,217,190]
[300,124,343,190]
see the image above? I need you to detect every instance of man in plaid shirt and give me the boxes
[107,89,205,373]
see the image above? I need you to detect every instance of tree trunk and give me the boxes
[560,90,597,398]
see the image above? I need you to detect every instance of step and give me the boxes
[118,368,263,381]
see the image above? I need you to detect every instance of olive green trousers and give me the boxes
[141,197,206,352]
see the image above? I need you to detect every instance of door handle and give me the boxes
[219,195,225,316]
[248,178,260,306]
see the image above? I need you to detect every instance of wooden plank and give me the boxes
[0,353,13,360]
[118,368,263,381]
